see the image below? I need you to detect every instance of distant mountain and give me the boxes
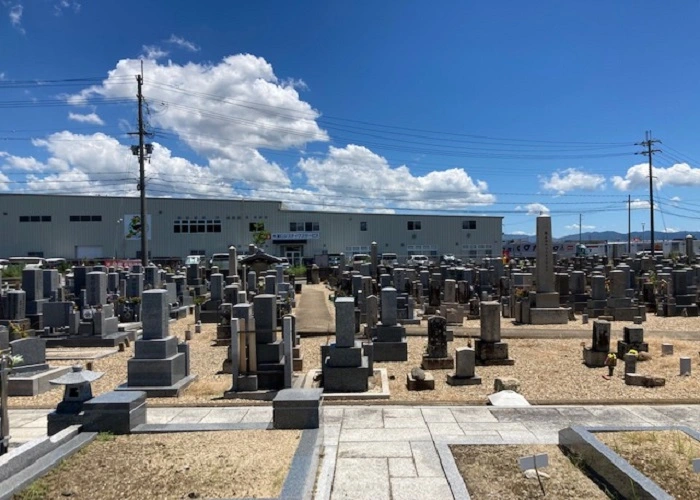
[557,231,700,242]
[504,231,700,242]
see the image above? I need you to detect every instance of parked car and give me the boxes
[352,253,371,265]
[185,255,205,266]
[406,254,430,267]
[380,252,399,268]
[440,253,460,265]
[9,256,46,270]
[209,253,230,273]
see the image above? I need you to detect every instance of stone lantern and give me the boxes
[47,365,103,435]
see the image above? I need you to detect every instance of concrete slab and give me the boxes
[389,457,417,478]
[421,408,457,423]
[391,477,454,500]
[338,441,412,458]
[384,418,428,429]
[498,430,539,444]
[197,408,247,424]
[166,408,211,424]
[410,441,443,477]
[428,422,464,437]
[383,407,422,419]
[450,407,498,423]
[331,457,390,500]
[240,407,273,423]
[340,427,432,442]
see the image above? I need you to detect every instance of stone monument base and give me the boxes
[474,340,515,366]
[115,374,196,398]
[529,307,569,325]
[446,373,482,386]
[583,348,608,368]
[372,340,408,362]
[407,372,435,391]
[420,355,454,370]
[8,366,72,397]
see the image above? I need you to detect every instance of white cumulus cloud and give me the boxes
[612,162,700,190]
[166,35,200,52]
[515,203,550,215]
[565,223,596,230]
[68,112,105,125]
[296,144,495,212]
[540,168,605,193]
[141,45,168,60]
[66,55,328,190]
[9,3,23,33]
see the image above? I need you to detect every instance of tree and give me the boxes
[252,222,270,247]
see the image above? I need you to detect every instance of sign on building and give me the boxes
[124,214,152,241]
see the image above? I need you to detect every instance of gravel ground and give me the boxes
[596,430,700,500]
[13,430,301,500]
[8,291,700,408]
[451,444,609,499]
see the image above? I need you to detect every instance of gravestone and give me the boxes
[583,319,611,367]
[119,289,195,396]
[447,347,482,385]
[421,316,453,369]
[370,287,408,361]
[250,294,284,390]
[8,337,71,396]
[616,325,649,359]
[475,301,514,365]
[322,297,370,392]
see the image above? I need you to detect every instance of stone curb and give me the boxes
[559,425,699,499]
[0,430,97,500]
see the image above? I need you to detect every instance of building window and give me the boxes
[407,220,422,231]
[174,219,222,234]
[290,221,319,232]
[360,221,367,231]
[20,215,52,222]
[70,215,102,222]
[462,220,476,230]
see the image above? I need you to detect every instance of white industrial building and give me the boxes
[0,194,503,265]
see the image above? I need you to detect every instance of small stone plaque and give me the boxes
[693,458,700,473]
[519,453,549,471]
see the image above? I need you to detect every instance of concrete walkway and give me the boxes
[8,404,700,499]
[296,284,334,334]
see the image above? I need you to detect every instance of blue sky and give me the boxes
[2,1,700,238]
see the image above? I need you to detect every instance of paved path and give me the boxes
[8,404,700,499]
[296,284,334,334]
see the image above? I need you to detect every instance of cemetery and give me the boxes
[1,214,700,498]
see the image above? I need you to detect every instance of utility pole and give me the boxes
[579,214,582,244]
[129,68,152,267]
[627,195,631,254]
[636,131,661,257]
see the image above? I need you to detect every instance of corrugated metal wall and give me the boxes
[0,194,502,262]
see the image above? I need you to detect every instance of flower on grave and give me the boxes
[604,353,617,366]
[628,349,639,358]
[514,287,528,300]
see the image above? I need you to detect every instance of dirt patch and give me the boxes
[14,429,302,500]
[596,430,700,500]
[299,336,700,404]
[450,444,609,499]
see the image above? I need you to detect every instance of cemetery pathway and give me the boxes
[8,404,700,499]
[296,284,334,334]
